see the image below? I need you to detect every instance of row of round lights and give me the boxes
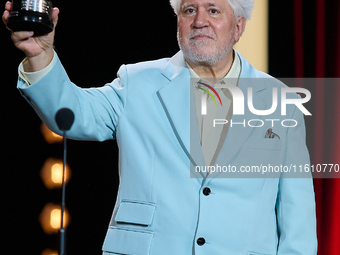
[39,123,72,255]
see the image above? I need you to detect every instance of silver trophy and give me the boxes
[7,0,54,35]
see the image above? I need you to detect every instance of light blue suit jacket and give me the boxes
[18,50,317,255]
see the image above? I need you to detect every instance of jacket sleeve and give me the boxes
[17,53,129,141]
[276,105,318,254]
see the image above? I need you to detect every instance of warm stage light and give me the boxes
[40,158,72,189]
[51,163,63,184]
[40,123,63,144]
[50,208,62,229]
[39,203,71,234]
[41,248,58,255]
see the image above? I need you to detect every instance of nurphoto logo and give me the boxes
[197,81,312,128]
[198,82,312,116]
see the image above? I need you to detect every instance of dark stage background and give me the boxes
[1,0,340,254]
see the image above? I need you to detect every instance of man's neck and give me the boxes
[185,50,235,84]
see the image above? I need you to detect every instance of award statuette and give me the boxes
[7,0,54,35]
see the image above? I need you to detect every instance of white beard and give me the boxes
[177,28,235,66]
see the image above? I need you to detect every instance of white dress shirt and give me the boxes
[188,51,241,166]
[18,51,57,86]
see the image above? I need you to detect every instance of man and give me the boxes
[3,0,317,254]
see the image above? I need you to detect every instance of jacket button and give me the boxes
[197,237,206,246]
[203,187,211,196]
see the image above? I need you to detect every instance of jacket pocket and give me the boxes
[102,227,153,255]
[114,201,156,226]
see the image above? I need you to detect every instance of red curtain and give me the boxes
[294,0,340,254]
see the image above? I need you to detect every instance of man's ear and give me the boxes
[234,16,246,42]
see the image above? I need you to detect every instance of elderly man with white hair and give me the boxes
[3,0,317,254]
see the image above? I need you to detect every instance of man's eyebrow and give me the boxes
[181,3,196,9]
[181,2,223,9]
[208,2,223,8]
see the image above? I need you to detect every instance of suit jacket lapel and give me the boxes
[157,50,271,180]
[207,52,268,179]
[157,52,206,179]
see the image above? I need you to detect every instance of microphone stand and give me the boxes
[59,130,67,255]
[55,108,75,255]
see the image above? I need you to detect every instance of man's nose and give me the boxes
[192,9,209,29]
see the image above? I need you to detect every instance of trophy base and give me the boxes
[8,10,53,35]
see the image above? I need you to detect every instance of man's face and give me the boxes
[177,0,240,66]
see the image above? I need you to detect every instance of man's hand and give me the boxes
[2,1,60,72]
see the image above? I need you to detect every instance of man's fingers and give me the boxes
[52,7,60,20]
[11,31,34,43]
[51,7,60,28]
[3,1,12,27]
[5,1,12,11]
[2,0,12,26]
[2,10,9,26]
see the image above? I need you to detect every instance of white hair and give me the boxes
[169,0,254,21]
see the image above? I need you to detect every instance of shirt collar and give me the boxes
[186,50,241,87]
